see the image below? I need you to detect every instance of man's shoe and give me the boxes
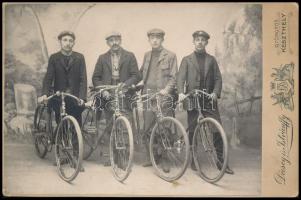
[225,166,234,175]
[191,161,197,171]
[142,161,152,167]
[162,165,170,173]
[53,158,69,166]
[161,161,170,173]
[103,159,111,167]
[79,165,85,172]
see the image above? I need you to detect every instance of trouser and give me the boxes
[100,97,134,154]
[187,108,224,164]
[142,94,175,163]
[47,96,84,127]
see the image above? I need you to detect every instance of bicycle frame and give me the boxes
[92,85,128,146]
[132,91,174,148]
[183,89,215,132]
[38,92,83,144]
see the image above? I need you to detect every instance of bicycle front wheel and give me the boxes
[109,116,134,182]
[150,116,190,182]
[192,117,229,183]
[55,115,83,182]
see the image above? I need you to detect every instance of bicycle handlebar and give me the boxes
[38,91,83,105]
[91,85,121,91]
[177,89,212,103]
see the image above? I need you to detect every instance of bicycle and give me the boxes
[81,85,134,182]
[32,91,84,182]
[130,85,190,182]
[179,89,229,183]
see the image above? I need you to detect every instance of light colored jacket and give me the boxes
[140,48,178,94]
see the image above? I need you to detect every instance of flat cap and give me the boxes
[147,28,165,37]
[105,31,122,40]
[58,30,75,40]
[192,30,210,40]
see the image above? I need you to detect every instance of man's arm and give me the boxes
[212,57,222,98]
[92,56,104,87]
[177,57,188,94]
[164,54,178,94]
[138,54,146,84]
[124,53,140,86]
[42,55,55,96]
[79,55,87,101]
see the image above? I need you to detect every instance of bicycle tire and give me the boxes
[149,116,190,182]
[81,107,97,160]
[55,115,83,182]
[192,117,229,183]
[33,104,49,159]
[109,115,134,182]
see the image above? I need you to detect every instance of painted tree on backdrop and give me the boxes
[214,5,262,147]
[4,4,96,136]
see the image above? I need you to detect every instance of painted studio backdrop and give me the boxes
[4,3,262,148]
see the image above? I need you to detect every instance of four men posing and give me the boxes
[40,29,233,174]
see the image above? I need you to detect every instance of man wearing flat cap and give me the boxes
[39,30,87,171]
[177,30,234,174]
[92,31,140,166]
[139,28,178,171]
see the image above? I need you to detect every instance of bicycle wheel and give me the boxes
[32,105,50,158]
[81,107,99,160]
[55,115,83,182]
[149,116,190,182]
[192,117,229,183]
[109,115,134,182]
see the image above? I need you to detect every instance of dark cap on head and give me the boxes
[147,28,165,37]
[58,31,75,40]
[105,31,122,40]
[192,30,210,40]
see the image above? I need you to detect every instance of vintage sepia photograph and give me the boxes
[2,2,297,197]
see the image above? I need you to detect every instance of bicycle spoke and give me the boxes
[193,119,228,183]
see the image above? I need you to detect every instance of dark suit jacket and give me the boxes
[92,48,140,87]
[42,51,87,101]
[177,52,222,111]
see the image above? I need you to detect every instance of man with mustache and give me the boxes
[177,30,234,174]
[139,28,178,173]
[39,30,87,171]
[92,31,140,166]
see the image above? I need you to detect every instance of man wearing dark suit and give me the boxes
[92,31,140,166]
[39,30,87,171]
[40,30,87,124]
[177,30,234,174]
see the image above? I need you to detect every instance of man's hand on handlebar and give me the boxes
[38,95,47,103]
[102,90,111,100]
[78,99,85,106]
[178,93,186,102]
[159,88,168,96]
[208,93,217,101]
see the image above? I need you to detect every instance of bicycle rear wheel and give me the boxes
[192,117,229,183]
[55,115,83,182]
[149,116,190,182]
[109,116,134,182]
[81,107,99,160]
[32,104,51,158]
